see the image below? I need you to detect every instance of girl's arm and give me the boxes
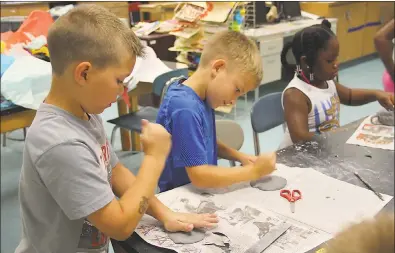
[336,82,394,110]
[283,88,316,143]
[374,19,394,80]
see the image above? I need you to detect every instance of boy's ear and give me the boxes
[74,62,92,86]
[211,59,226,76]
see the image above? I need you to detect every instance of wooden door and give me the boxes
[331,3,366,63]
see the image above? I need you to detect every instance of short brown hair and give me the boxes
[199,30,263,86]
[48,4,144,76]
[326,213,394,253]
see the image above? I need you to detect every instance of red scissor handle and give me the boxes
[280,189,302,202]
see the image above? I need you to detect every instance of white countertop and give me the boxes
[243,18,338,39]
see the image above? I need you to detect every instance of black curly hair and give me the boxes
[281,19,335,72]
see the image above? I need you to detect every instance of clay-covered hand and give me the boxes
[238,154,258,166]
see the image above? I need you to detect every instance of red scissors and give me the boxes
[280,189,302,213]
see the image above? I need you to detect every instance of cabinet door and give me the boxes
[331,3,366,63]
[379,1,394,26]
[329,5,349,63]
[362,2,381,56]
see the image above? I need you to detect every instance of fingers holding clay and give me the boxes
[168,229,206,244]
[251,175,287,191]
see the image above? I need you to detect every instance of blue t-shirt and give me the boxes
[156,77,217,192]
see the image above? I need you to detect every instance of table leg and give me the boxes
[117,99,131,151]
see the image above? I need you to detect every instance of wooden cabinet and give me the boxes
[301,2,394,63]
[78,2,130,19]
[362,2,394,56]
[0,2,49,17]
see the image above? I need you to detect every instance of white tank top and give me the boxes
[279,74,341,149]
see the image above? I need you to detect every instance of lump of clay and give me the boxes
[373,110,394,126]
[168,229,206,244]
[250,175,287,191]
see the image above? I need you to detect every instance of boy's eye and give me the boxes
[117,79,123,85]
[236,88,241,93]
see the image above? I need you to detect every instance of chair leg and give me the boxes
[253,131,260,156]
[2,133,6,147]
[110,126,120,147]
[229,160,236,167]
[23,128,27,140]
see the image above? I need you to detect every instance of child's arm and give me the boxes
[87,121,171,240]
[186,153,276,188]
[171,109,276,189]
[217,139,257,165]
[374,19,394,80]
[335,82,394,110]
[283,88,316,143]
[110,162,218,232]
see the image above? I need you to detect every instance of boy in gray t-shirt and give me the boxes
[15,4,217,253]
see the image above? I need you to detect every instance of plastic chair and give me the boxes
[107,68,188,147]
[250,92,285,155]
[216,120,244,167]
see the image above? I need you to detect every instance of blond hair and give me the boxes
[199,30,263,86]
[325,213,394,253]
[47,4,144,76]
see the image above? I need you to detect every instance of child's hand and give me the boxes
[163,211,219,232]
[376,91,394,111]
[239,154,258,166]
[140,119,172,159]
[251,152,276,180]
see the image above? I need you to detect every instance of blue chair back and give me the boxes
[152,68,189,97]
[250,92,285,155]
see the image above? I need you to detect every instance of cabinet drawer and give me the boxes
[18,4,49,16]
[1,6,20,17]
[259,37,283,57]
[88,2,128,8]
[261,54,282,84]
[110,6,129,18]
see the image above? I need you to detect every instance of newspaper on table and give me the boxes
[346,115,394,151]
[135,164,393,253]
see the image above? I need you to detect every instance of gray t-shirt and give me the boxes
[15,103,119,253]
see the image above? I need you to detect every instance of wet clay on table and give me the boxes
[250,175,287,191]
[168,229,206,244]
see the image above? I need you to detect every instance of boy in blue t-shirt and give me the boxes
[157,31,277,192]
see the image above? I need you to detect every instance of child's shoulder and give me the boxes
[26,105,101,161]
[163,85,204,113]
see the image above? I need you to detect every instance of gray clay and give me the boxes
[168,229,206,244]
[250,175,287,191]
[372,111,394,126]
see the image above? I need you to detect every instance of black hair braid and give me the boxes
[303,30,321,69]
[280,41,295,71]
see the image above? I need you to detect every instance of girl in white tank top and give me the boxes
[280,74,340,149]
[279,19,394,149]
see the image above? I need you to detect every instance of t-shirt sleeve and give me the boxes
[35,141,115,220]
[171,109,208,168]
